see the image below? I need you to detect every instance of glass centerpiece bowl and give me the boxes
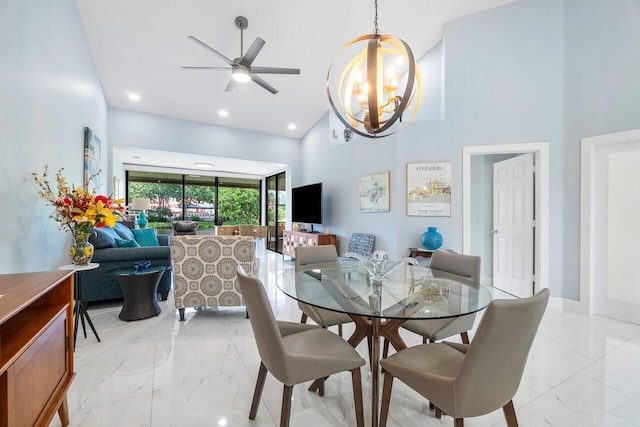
[344,250,419,313]
[344,250,419,284]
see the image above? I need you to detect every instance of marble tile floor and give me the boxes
[49,247,640,427]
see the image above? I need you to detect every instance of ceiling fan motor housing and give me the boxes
[235,16,248,30]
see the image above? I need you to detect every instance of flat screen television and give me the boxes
[291,183,322,226]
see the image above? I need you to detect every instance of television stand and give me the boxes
[282,230,337,258]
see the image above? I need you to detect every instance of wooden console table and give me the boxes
[409,247,434,258]
[215,225,239,236]
[0,270,75,427]
[282,230,337,258]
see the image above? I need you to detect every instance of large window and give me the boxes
[126,171,261,233]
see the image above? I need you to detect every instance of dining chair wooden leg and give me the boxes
[318,378,325,397]
[502,400,519,427]
[338,324,343,337]
[380,371,394,427]
[460,331,470,344]
[351,368,364,427]
[422,336,427,344]
[455,419,464,427]
[280,384,293,427]
[382,338,389,358]
[435,406,442,418]
[300,313,307,323]
[429,401,435,410]
[250,362,268,419]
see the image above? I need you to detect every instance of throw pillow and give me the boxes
[115,238,140,248]
[132,228,160,247]
[89,227,120,249]
[114,221,136,241]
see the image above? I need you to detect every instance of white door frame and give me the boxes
[578,129,640,314]
[462,143,549,293]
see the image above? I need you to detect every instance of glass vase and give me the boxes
[421,227,443,250]
[69,229,94,265]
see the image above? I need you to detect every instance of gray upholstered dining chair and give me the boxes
[294,245,353,337]
[383,251,481,357]
[237,267,365,427]
[380,288,549,427]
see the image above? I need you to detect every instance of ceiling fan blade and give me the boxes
[250,74,278,94]
[182,66,232,70]
[188,36,234,65]
[239,37,266,67]
[249,66,300,75]
[225,78,238,92]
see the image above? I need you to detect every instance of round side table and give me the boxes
[111,266,168,321]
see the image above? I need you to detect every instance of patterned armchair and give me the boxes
[170,235,257,320]
[339,232,375,261]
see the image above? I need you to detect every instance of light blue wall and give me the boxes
[302,0,640,300]
[562,0,640,299]
[0,0,108,274]
[108,108,302,175]
[4,0,639,302]
[302,0,567,293]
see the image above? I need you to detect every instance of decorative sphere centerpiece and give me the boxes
[422,227,443,250]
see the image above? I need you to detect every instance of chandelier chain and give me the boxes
[373,0,380,35]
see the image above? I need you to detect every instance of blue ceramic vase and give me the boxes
[421,227,443,250]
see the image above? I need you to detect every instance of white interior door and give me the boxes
[493,153,534,297]
[594,141,640,324]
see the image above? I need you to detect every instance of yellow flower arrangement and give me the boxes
[33,165,124,263]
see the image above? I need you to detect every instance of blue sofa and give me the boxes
[84,222,172,304]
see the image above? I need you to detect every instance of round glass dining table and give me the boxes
[277,259,493,427]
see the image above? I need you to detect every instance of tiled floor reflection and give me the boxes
[49,246,640,426]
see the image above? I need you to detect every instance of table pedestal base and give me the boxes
[309,315,408,427]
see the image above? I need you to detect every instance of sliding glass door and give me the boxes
[126,171,261,235]
[265,171,286,253]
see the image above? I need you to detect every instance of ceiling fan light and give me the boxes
[232,69,251,83]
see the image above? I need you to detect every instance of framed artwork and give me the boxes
[359,171,390,213]
[83,127,101,190]
[406,161,452,216]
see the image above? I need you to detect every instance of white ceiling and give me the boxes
[76,0,514,140]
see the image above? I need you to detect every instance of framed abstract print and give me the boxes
[360,171,390,213]
[83,127,101,190]
[406,161,452,216]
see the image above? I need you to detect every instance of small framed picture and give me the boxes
[84,127,101,190]
[360,171,390,213]
[406,162,452,216]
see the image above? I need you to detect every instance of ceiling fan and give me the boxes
[182,16,300,95]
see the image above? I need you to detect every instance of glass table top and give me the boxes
[277,260,493,320]
[111,265,168,276]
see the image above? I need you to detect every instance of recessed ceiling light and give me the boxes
[128,92,141,101]
[218,110,229,117]
[194,162,215,169]
[288,123,297,130]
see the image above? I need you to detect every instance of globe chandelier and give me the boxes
[327,0,422,139]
